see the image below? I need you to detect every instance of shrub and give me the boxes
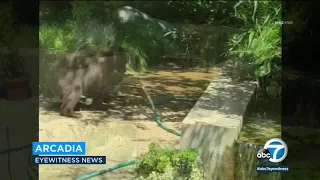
[226,1,281,98]
[135,143,204,180]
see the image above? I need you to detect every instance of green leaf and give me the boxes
[248,30,255,47]
[266,83,280,98]
[233,0,244,10]
[241,14,247,24]
[254,61,271,77]
[263,14,271,25]
[233,0,244,16]
[252,1,258,21]
[239,52,244,58]
[163,31,175,37]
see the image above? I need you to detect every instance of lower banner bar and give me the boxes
[256,165,289,172]
[32,156,106,164]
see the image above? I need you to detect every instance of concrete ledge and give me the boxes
[181,61,256,180]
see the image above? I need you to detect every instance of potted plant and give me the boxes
[0,48,30,101]
[0,5,30,101]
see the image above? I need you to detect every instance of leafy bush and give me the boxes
[0,8,15,47]
[39,2,188,96]
[40,23,77,53]
[226,1,281,98]
[135,143,204,180]
[0,50,25,78]
[131,1,237,26]
[15,25,38,48]
[0,7,29,78]
[227,21,281,78]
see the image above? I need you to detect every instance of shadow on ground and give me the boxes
[239,117,281,145]
[41,165,135,180]
[40,65,221,124]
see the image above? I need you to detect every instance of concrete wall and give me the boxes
[181,61,257,180]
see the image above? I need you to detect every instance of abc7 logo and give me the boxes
[257,138,288,163]
[257,149,271,162]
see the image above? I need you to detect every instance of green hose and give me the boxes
[138,79,182,137]
[73,78,182,180]
[154,115,182,136]
[73,159,139,180]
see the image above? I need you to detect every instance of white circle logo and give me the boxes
[264,138,288,163]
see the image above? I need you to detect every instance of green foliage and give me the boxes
[39,1,182,95]
[165,24,232,69]
[120,21,175,68]
[136,143,174,176]
[226,1,281,98]
[39,20,78,96]
[132,1,237,26]
[172,148,199,177]
[70,1,118,23]
[39,1,247,96]
[227,22,281,77]
[0,50,25,78]
[121,42,148,72]
[15,25,38,48]
[233,1,281,27]
[39,23,77,54]
[39,1,179,69]
[0,7,27,78]
[69,1,183,70]
[0,8,15,47]
[136,143,203,180]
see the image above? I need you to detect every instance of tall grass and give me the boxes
[225,1,282,117]
[227,21,281,78]
[40,24,76,53]
[226,1,281,92]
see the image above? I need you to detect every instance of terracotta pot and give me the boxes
[0,76,30,101]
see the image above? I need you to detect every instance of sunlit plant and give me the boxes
[226,1,281,98]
